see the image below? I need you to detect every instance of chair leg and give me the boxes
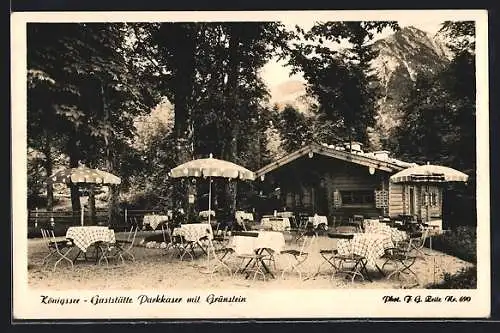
[53,248,74,271]
[42,251,56,266]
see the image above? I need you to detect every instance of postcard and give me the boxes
[11,9,490,320]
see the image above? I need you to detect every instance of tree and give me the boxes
[391,21,476,226]
[27,23,159,223]
[274,105,313,153]
[287,21,399,147]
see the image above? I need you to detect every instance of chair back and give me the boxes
[298,230,317,254]
[40,228,60,250]
[288,216,299,229]
[40,228,51,246]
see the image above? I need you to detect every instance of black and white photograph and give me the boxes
[11,10,490,319]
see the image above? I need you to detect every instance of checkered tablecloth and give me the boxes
[66,226,116,253]
[228,231,285,255]
[364,220,409,243]
[172,223,213,242]
[309,215,328,228]
[260,217,291,231]
[337,233,394,267]
[235,211,254,222]
[143,215,170,230]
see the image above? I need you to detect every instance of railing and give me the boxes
[27,208,167,238]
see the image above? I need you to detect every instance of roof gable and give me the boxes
[255,143,415,177]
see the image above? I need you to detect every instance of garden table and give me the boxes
[66,226,116,264]
[260,217,291,231]
[364,220,409,244]
[143,214,170,231]
[336,233,395,280]
[172,223,214,256]
[228,231,285,279]
[308,215,328,228]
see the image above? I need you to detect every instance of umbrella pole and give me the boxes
[81,201,84,226]
[204,177,212,273]
[208,176,212,226]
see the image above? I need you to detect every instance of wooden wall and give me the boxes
[267,154,391,225]
[388,182,443,221]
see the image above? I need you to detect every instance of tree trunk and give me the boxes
[88,185,96,225]
[68,138,81,220]
[225,24,241,216]
[166,23,197,220]
[42,138,54,211]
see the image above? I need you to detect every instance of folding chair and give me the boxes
[407,227,429,258]
[349,215,364,232]
[294,221,315,243]
[212,223,230,250]
[164,227,195,261]
[334,253,369,282]
[280,230,317,280]
[114,220,139,261]
[232,231,269,281]
[319,233,368,282]
[40,228,75,271]
[200,227,233,278]
[381,242,419,285]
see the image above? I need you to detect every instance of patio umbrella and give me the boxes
[390,163,469,183]
[169,153,255,225]
[390,163,468,222]
[169,154,255,274]
[47,166,121,226]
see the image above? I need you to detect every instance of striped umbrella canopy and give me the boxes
[170,154,255,181]
[169,154,255,225]
[46,166,121,226]
[390,164,469,183]
[47,166,121,185]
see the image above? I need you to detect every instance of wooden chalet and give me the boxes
[254,142,444,227]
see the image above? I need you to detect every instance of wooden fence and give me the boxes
[27,208,166,238]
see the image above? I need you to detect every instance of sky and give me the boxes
[260,18,445,89]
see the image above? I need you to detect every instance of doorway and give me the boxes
[409,187,415,215]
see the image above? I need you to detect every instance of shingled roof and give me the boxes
[255,143,417,177]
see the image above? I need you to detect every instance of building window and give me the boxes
[340,190,375,206]
[286,193,293,208]
[302,189,311,207]
[430,190,439,206]
[294,193,301,206]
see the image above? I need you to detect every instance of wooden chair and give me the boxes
[40,228,75,271]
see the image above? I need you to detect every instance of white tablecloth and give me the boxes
[172,223,213,242]
[276,211,294,218]
[260,217,291,231]
[199,210,216,218]
[143,215,170,230]
[228,231,285,255]
[66,226,115,253]
[337,233,394,267]
[309,215,328,228]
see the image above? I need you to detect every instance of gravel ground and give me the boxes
[27,231,473,290]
